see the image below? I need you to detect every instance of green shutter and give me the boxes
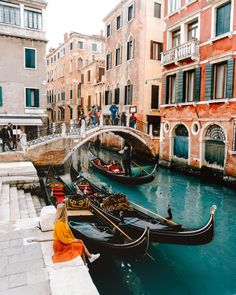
[176,71,184,103]
[25,49,36,68]
[226,58,235,98]
[216,2,231,36]
[164,77,169,104]
[0,86,2,107]
[205,64,214,100]
[194,68,201,101]
[125,86,127,104]
[34,89,39,107]
[26,88,31,107]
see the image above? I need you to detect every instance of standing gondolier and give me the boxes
[119,146,132,176]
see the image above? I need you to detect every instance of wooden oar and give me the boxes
[129,201,178,226]
[131,161,149,175]
[89,202,132,241]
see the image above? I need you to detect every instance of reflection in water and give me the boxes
[65,145,236,295]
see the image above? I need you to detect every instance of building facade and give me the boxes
[160,0,236,179]
[46,32,104,126]
[103,0,164,135]
[0,0,47,140]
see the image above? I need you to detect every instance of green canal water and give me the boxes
[68,147,236,295]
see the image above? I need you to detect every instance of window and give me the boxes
[188,21,198,41]
[169,0,180,14]
[105,87,112,105]
[70,42,73,50]
[77,58,83,71]
[172,29,181,48]
[70,89,73,100]
[0,3,20,26]
[57,52,60,59]
[25,48,36,69]
[154,2,161,18]
[106,52,112,70]
[150,41,163,61]
[87,70,91,82]
[115,85,120,104]
[151,85,159,109]
[216,2,231,37]
[125,81,133,105]
[78,41,83,49]
[0,86,2,107]
[69,107,73,120]
[61,89,65,100]
[115,44,122,66]
[106,24,111,38]
[54,55,56,62]
[70,60,73,73]
[98,67,105,81]
[184,70,195,102]
[25,88,39,107]
[92,43,97,51]
[166,74,176,104]
[127,37,134,60]
[128,3,134,22]
[81,74,84,84]
[116,14,122,30]
[24,8,42,29]
[213,62,227,99]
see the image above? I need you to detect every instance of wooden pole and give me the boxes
[89,202,133,241]
[131,161,149,175]
[129,201,178,226]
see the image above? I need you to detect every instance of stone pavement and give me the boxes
[0,219,51,295]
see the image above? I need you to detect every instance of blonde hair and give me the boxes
[54,202,68,224]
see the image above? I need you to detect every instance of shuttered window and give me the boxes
[150,41,163,61]
[114,88,120,104]
[166,74,176,104]
[125,83,133,105]
[213,62,227,99]
[216,2,231,36]
[151,85,159,109]
[184,70,195,102]
[0,86,2,106]
[194,68,201,102]
[25,88,39,107]
[176,71,184,103]
[205,64,214,100]
[226,58,235,98]
[106,53,112,70]
[25,48,36,68]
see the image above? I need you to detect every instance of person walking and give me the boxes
[109,102,119,125]
[121,112,127,126]
[52,203,100,264]
[8,123,16,150]
[1,125,12,152]
[129,113,137,128]
[91,105,97,126]
[119,146,132,176]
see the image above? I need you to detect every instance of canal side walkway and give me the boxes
[0,162,99,295]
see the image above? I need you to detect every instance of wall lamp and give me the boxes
[145,77,162,86]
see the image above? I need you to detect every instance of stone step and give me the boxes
[25,192,37,218]
[32,195,43,216]
[18,190,29,219]
[9,186,20,221]
[0,183,10,221]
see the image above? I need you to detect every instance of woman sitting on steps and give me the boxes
[52,203,100,265]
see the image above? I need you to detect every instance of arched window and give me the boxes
[127,36,134,60]
[205,124,226,141]
[115,83,120,104]
[106,49,112,70]
[125,80,133,105]
[77,57,83,70]
[105,86,112,105]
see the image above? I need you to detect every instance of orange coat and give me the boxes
[52,221,84,263]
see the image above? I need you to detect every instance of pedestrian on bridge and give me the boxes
[109,102,119,125]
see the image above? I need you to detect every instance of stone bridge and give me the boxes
[0,122,160,166]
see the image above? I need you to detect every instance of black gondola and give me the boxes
[88,148,157,185]
[44,165,150,259]
[70,163,217,246]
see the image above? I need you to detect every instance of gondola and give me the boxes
[88,148,157,185]
[44,165,150,259]
[70,163,217,246]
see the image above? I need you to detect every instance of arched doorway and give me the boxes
[205,124,225,167]
[174,124,189,159]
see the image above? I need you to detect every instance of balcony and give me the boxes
[161,39,199,66]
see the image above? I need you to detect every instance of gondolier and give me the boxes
[119,146,132,177]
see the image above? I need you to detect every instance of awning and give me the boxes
[0,118,43,126]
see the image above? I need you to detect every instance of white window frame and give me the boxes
[115,43,122,66]
[78,41,84,50]
[211,0,233,39]
[168,0,180,15]
[24,7,42,30]
[92,43,97,52]
[24,47,37,70]
[24,87,39,108]
[127,35,135,61]
[127,1,135,23]
[106,23,112,38]
[116,13,123,30]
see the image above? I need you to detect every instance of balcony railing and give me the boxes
[161,39,199,66]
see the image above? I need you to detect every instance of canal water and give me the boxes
[67,146,236,295]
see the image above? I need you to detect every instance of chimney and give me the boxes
[64,33,68,41]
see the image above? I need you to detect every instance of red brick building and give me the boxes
[160,0,236,180]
